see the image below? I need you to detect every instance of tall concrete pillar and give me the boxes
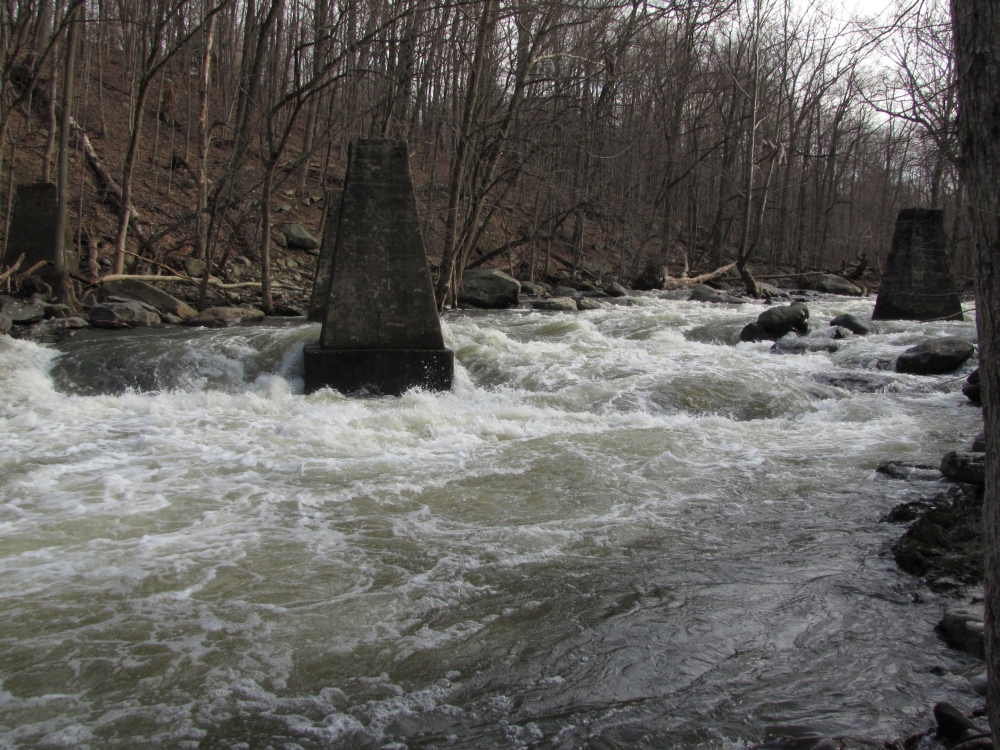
[303,139,453,395]
[872,208,964,321]
[3,183,78,280]
[307,189,343,322]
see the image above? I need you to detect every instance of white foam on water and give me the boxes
[0,297,983,747]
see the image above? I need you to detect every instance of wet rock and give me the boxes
[895,337,975,375]
[186,306,265,327]
[273,303,306,317]
[460,268,520,308]
[934,701,985,741]
[829,314,870,335]
[0,295,46,322]
[758,302,810,337]
[757,282,786,299]
[576,281,598,292]
[520,281,546,296]
[877,461,941,481]
[44,316,89,330]
[43,303,71,319]
[740,322,770,342]
[89,301,161,328]
[882,498,947,523]
[553,285,581,298]
[101,279,198,321]
[282,222,320,251]
[604,282,629,297]
[532,297,577,312]
[892,485,983,586]
[937,604,986,659]
[689,284,743,304]
[970,673,988,696]
[576,298,603,311]
[0,314,10,335]
[963,369,981,404]
[184,258,207,278]
[972,432,986,452]
[770,337,841,355]
[940,451,985,486]
[814,274,863,296]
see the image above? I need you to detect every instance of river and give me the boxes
[0,292,984,749]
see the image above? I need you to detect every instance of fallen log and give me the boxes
[662,262,736,289]
[96,273,298,292]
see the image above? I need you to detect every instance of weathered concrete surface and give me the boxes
[3,183,78,279]
[308,190,343,322]
[873,208,963,321]
[306,139,452,395]
[303,347,454,396]
[318,140,444,350]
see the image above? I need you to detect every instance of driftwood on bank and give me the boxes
[661,262,737,289]
[96,273,297,292]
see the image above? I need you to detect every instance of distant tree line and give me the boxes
[0,0,963,307]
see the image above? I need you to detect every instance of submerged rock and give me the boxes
[876,461,940,481]
[963,368,981,404]
[770,337,840,355]
[895,337,975,375]
[829,314,870,335]
[689,284,743,304]
[186,306,265,327]
[532,297,577,312]
[891,484,983,587]
[460,269,520,308]
[938,608,986,660]
[814,372,899,393]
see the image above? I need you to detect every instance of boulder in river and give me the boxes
[770,337,840,355]
[894,337,975,375]
[100,279,198,321]
[519,281,546,296]
[282,222,320,252]
[873,208,963,321]
[0,295,45,323]
[604,282,629,297]
[940,450,985,486]
[0,314,9,335]
[532,297,577,312]
[186,306,265,327]
[813,274,862,296]
[963,368,981,404]
[829,314,869,335]
[740,302,810,342]
[689,284,743,304]
[576,298,603,311]
[459,268,520,308]
[89,301,161,328]
[938,605,986,660]
[552,285,581,298]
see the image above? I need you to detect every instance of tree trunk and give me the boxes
[951,3,1000,747]
[53,4,79,304]
[196,14,217,308]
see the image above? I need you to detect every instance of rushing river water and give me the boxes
[0,292,985,749]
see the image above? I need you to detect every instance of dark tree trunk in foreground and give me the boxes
[952,2,1000,745]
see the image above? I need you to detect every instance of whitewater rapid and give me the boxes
[0,293,984,749]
